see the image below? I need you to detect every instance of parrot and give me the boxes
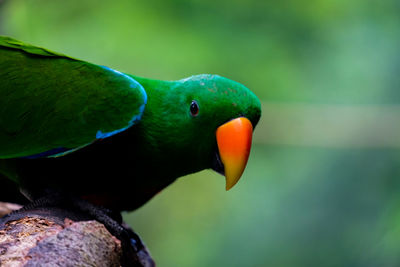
[0,36,261,208]
[0,36,261,262]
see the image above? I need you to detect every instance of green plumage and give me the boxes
[0,36,261,211]
[0,36,146,158]
[0,36,70,57]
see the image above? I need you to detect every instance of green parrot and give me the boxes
[0,36,261,212]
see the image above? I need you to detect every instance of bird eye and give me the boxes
[190,100,199,117]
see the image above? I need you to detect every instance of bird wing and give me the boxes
[0,36,147,159]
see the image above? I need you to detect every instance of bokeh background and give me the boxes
[1,0,400,266]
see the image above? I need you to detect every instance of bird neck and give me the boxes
[126,75,209,177]
[125,74,209,178]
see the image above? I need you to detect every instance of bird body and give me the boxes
[0,36,261,211]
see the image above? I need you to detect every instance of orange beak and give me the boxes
[216,117,253,190]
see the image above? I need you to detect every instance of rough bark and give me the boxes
[0,203,155,267]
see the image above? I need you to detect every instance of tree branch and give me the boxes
[0,203,155,267]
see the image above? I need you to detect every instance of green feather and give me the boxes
[0,36,71,58]
[0,36,147,158]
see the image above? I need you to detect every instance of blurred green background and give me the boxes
[1,0,400,266]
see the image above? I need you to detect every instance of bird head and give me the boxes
[130,74,261,190]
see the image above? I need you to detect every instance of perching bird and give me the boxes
[0,36,261,212]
